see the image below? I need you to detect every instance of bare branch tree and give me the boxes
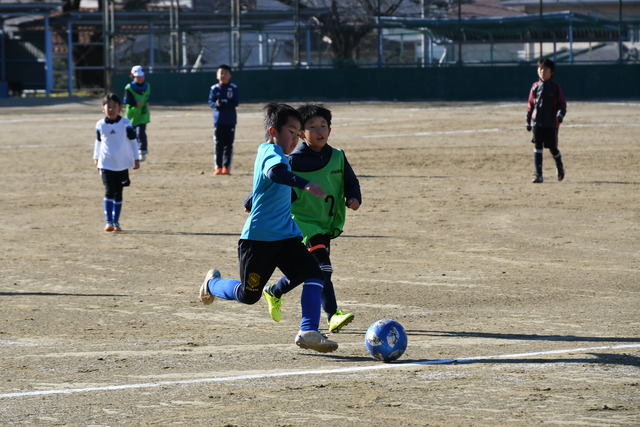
[297,0,407,64]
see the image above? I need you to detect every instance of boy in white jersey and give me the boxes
[198,102,338,353]
[94,93,140,232]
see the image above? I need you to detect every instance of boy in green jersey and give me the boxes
[262,104,362,333]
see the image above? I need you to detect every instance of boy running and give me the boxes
[261,104,362,333]
[199,102,338,353]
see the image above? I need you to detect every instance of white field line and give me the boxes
[0,343,638,399]
[3,121,638,150]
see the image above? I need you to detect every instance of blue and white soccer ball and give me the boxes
[365,319,407,362]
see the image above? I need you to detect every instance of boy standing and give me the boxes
[262,104,361,333]
[198,102,338,353]
[94,93,140,232]
[526,57,567,183]
[123,65,151,161]
[208,64,239,175]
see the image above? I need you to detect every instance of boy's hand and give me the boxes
[557,114,564,124]
[526,125,532,132]
[347,198,360,211]
[133,160,140,170]
[304,182,326,198]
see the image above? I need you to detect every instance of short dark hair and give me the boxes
[538,57,555,74]
[263,102,301,138]
[298,103,332,128]
[218,64,232,72]
[103,93,122,105]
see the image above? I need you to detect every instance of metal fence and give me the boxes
[4,5,640,96]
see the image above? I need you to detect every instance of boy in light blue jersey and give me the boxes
[198,102,338,353]
[261,104,361,333]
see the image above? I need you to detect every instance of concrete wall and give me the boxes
[113,64,640,104]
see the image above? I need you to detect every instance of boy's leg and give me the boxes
[279,239,338,352]
[207,275,242,301]
[213,126,224,170]
[310,242,354,333]
[533,148,543,182]
[306,237,337,317]
[299,278,324,331]
[549,130,564,181]
[101,170,116,229]
[554,152,564,181]
[136,124,148,154]
[531,129,544,183]
[201,240,275,305]
[103,197,114,224]
[222,126,235,171]
[278,239,325,331]
[270,236,335,304]
[112,199,123,230]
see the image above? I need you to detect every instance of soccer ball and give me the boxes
[365,319,407,362]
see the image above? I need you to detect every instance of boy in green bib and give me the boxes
[262,104,362,333]
[123,65,151,161]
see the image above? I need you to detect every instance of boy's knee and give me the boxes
[240,289,261,305]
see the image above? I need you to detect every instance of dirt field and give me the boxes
[1,97,638,426]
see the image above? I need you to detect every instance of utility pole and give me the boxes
[102,0,113,93]
[618,0,623,63]
[294,0,299,68]
[230,0,240,68]
[539,0,543,58]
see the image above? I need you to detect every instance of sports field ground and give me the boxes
[1,98,638,425]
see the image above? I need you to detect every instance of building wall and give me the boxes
[113,64,640,104]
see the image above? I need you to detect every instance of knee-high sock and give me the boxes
[104,198,115,223]
[208,277,243,302]
[534,149,543,176]
[271,276,302,298]
[300,280,323,331]
[113,200,123,223]
[553,151,563,171]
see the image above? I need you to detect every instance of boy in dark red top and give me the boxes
[526,57,567,183]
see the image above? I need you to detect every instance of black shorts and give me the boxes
[101,169,130,200]
[531,127,558,151]
[237,237,323,304]
[306,234,332,255]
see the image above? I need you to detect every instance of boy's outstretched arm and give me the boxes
[303,182,326,198]
[267,164,326,198]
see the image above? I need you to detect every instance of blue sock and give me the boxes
[113,200,123,223]
[104,198,114,223]
[208,278,243,302]
[300,280,323,331]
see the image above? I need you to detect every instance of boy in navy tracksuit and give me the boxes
[208,64,239,175]
[526,57,567,183]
